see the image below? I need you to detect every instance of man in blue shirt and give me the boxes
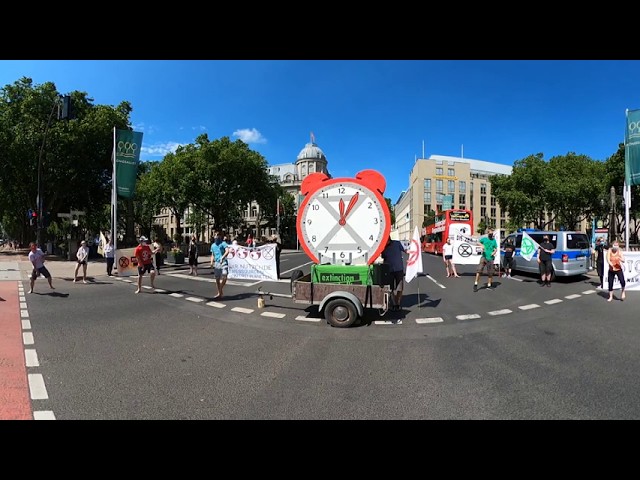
[209,231,229,299]
[474,228,498,292]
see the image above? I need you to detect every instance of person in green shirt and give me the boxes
[474,228,498,292]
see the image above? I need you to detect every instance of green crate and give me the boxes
[311,264,373,285]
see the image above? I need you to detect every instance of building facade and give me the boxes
[394,155,513,241]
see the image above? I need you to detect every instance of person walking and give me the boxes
[594,236,607,289]
[73,240,90,283]
[442,237,460,278]
[606,240,626,302]
[537,234,555,287]
[104,237,115,276]
[474,228,498,292]
[209,231,229,299]
[381,235,408,310]
[188,235,199,276]
[152,239,163,275]
[27,242,54,294]
[134,235,156,294]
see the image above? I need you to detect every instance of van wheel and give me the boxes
[290,269,304,293]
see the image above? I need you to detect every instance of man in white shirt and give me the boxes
[28,242,54,294]
[73,240,90,283]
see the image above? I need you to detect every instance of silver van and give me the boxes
[501,230,591,278]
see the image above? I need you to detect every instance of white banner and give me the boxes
[405,226,423,283]
[603,250,640,291]
[452,232,500,266]
[114,247,138,277]
[227,243,277,281]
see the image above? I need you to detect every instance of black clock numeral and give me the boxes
[321,192,329,198]
[374,218,378,224]
[368,201,372,208]
[312,204,319,211]
[357,246,362,253]
[338,187,345,194]
[369,235,374,241]
[307,219,312,225]
[324,247,328,253]
[312,235,316,242]
[340,252,345,258]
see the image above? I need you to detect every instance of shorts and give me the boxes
[213,263,228,280]
[390,270,404,293]
[540,259,553,275]
[77,260,87,266]
[189,256,198,266]
[137,263,155,275]
[476,257,495,275]
[31,266,51,280]
[503,257,514,269]
[444,255,453,261]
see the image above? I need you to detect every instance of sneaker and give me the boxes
[473,285,478,292]
[134,289,141,294]
[546,282,551,287]
[28,290,33,294]
[508,274,512,278]
[487,284,494,290]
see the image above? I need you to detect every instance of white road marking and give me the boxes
[544,299,563,305]
[206,301,226,308]
[261,312,286,318]
[519,304,540,310]
[581,290,596,295]
[426,274,446,289]
[169,293,184,298]
[25,349,39,367]
[374,320,403,325]
[21,310,29,318]
[488,309,513,316]
[23,332,34,345]
[185,297,204,303]
[154,289,166,293]
[33,411,56,420]
[416,317,444,324]
[22,320,31,330]
[232,307,254,314]
[457,314,481,320]
[295,316,321,322]
[565,294,581,300]
[28,373,48,400]
[20,302,27,309]
[19,296,25,302]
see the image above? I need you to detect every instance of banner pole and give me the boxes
[112,127,117,254]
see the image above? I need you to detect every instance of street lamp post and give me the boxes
[36,97,61,247]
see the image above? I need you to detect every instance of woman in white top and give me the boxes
[74,240,90,283]
[442,237,460,278]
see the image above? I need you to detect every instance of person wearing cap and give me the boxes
[134,235,156,293]
[73,239,90,283]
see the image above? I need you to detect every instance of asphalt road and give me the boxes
[3,249,640,419]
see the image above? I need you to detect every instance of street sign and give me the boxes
[57,213,71,218]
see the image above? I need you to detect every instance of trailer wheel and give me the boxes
[324,298,358,328]
[290,269,304,293]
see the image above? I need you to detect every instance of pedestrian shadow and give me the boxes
[29,291,69,298]
[404,293,441,308]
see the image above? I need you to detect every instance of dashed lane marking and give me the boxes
[519,304,540,310]
[28,373,48,400]
[426,274,447,289]
[232,307,254,314]
[21,320,31,330]
[20,310,28,318]
[416,317,444,324]
[25,349,39,367]
[169,293,184,298]
[488,309,513,316]
[261,312,286,318]
[457,314,481,320]
[544,299,563,305]
[23,332,34,345]
[374,320,403,325]
[185,297,205,303]
[565,294,581,300]
[33,411,56,420]
[296,316,321,322]
[581,290,597,295]
[19,302,27,309]
[206,301,226,308]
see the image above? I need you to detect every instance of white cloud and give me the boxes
[132,122,156,135]
[141,142,184,157]
[191,125,207,131]
[233,128,267,144]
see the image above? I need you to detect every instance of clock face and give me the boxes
[298,181,390,265]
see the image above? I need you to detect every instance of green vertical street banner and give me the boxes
[115,129,143,198]
[625,109,640,187]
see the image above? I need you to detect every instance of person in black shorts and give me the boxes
[537,235,555,287]
[502,238,515,278]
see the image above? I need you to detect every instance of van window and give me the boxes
[530,233,557,247]
[565,233,590,249]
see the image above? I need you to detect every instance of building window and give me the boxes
[424,192,431,203]
[491,196,496,206]
[481,207,487,218]
[448,168,455,176]
[459,205,465,210]
[436,167,443,175]
[480,196,486,206]
[251,206,258,217]
[500,209,506,218]
[436,204,443,213]
[424,204,431,215]
[480,183,487,195]
[459,181,466,193]
[436,179,443,193]
[436,192,443,204]
[459,194,466,205]
[491,207,496,218]
[447,180,455,193]
[424,179,431,190]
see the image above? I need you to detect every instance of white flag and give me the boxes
[405,226,423,282]
[520,231,540,261]
[97,231,107,257]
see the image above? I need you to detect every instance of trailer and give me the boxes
[290,265,392,328]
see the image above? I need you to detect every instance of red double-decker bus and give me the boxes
[422,209,474,255]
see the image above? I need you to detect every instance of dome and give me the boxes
[296,142,326,162]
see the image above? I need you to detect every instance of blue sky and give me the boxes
[1,60,638,202]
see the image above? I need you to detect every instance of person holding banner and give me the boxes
[210,231,229,299]
[473,228,498,292]
[606,241,626,302]
[537,235,555,287]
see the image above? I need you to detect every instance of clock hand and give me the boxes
[338,198,346,225]
[339,192,359,226]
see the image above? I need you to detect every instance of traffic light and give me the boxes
[30,210,38,226]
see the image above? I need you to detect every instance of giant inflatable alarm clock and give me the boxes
[296,169,391,265]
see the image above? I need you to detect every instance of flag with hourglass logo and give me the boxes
[114,129,143,198]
